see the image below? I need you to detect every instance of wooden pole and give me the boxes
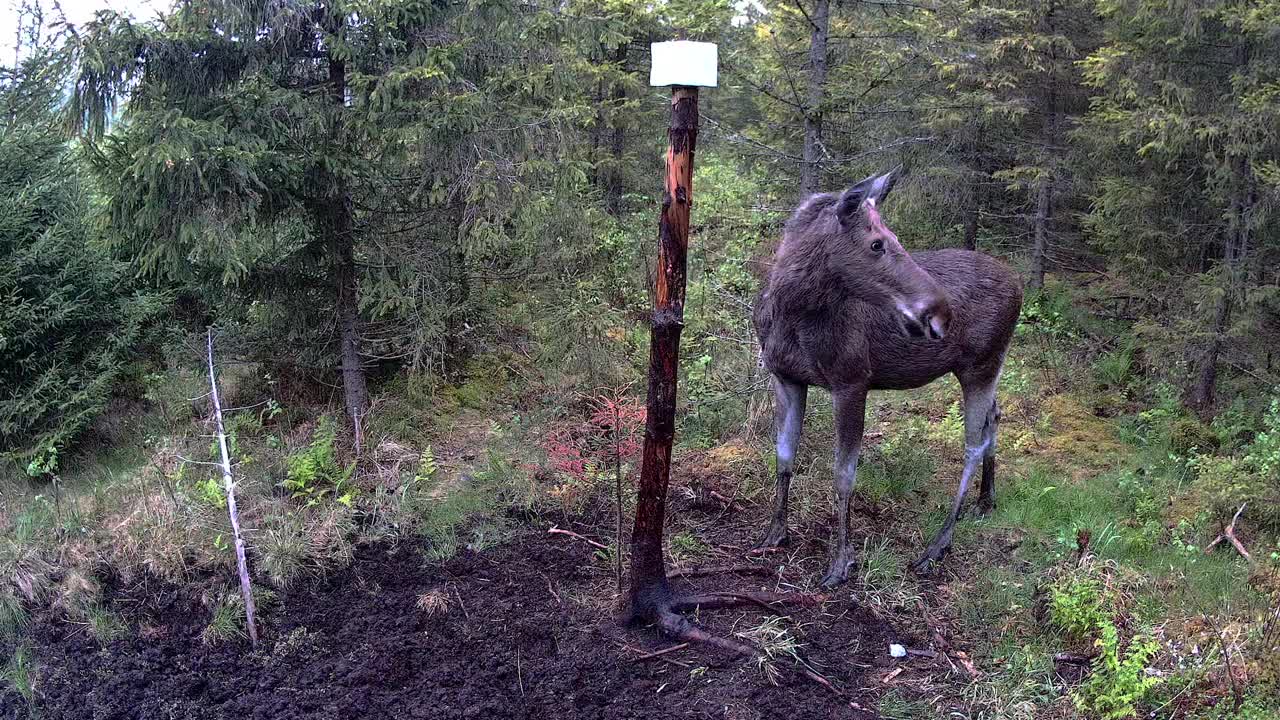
[207,328,259,647]
[627,86,699,621]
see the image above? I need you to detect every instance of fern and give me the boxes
[413,445,438,485]
[284,416,355,506]
[1074,624,1161,719]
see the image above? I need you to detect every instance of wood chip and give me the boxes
[953,650,980,678]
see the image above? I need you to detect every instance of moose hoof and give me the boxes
[752,526,790,552]
[976,497,996,517]
[819,557,855,588]
[910,549,947,575]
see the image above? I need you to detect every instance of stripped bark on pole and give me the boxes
[627,86,699,622]
[206,328,259,647]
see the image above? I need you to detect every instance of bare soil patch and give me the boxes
[0,508,947,720]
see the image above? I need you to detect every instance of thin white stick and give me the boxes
[207,328,259,647]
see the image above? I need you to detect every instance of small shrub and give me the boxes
[735,615,803,685]
[193,477,225,508]
[414,446,438,484]
[0,590,28,643]
[257,512,309,589]
[416,590,450,616]
[1095,341,1136,391]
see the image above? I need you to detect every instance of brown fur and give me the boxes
[755,192,1023,391]
[752,177,1024,583]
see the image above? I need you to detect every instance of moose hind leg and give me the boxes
[820,387,867,588]
[912,378,996,573]
[977,400,1000,515]
[756,378,807,550]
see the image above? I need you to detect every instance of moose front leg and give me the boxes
[820,386,867,588]
[976,400,1000,516]
[913,376,997,573]
[756,378,807,550]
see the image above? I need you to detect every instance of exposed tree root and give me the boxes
[668,564,774,579]
[656,609,843,695]
[629,591,841,698]
[1205,503,1252,562]
[673,590,820,615]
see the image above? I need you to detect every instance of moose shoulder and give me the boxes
[753,169,1023,587]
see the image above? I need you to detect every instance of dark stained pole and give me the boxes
[627,86,699,621]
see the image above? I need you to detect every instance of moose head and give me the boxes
[829,168,952,340]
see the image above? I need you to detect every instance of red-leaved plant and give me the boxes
[539,386,644,589]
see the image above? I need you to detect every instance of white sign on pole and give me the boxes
[649,41,718,88]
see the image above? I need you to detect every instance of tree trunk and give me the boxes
[590,74,604,189]
[1029,0,1058,291]
[800,0,829,198]
[963,183,980,251]
[1030,178,1051,290]
[326,29,370,433]
[332,208,369,426]
[605,43,628,216]
[1187,43,1254,419]
[627,87,698,623]
[1187,159,1253,419]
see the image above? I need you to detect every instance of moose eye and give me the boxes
[870,239,885,253]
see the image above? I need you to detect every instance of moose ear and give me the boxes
[834,173,878,226]
[835,167,902,226]
[867,166,901,207]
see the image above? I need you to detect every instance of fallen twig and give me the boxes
[630,642,689,662]
[1205,503,1252,562]
[675,591,824,615]
[207,329,258,648]
[905,647,938,659]
[547,526,609,551]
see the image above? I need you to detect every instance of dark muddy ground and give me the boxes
[1,506,973,720]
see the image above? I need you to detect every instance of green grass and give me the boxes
[2,643,36,707]
[201,595,246,645]
[669,530,709,565]
[414,449,520,562]
[877,689,933,719]
[855,536,921,611]
[85,605,126,643]
[962,638,1062,720]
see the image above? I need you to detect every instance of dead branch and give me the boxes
[629,642,689,662]
[206,328,258,648]
[547,526,609,551]
[1205,503,1252,562]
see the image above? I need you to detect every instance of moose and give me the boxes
[753,169,1023,587]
